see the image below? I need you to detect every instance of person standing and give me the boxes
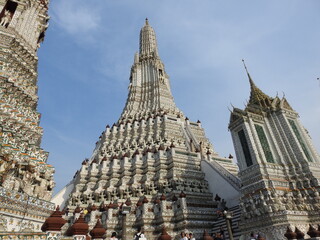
[249,233,256,240]
[134,227,146,240]
[65,207,69,216]
[219,227,225,239]
[188,233,195,240]
[83,208,88,215]
[180,232,188,240]
[214,233,223,240]
[110,232,118,240]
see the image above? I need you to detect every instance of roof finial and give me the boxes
[242,59,249,76]
[242,59,256,87]
[242,59,254,83]
[145,18,149,25]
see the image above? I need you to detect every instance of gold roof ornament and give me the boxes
[242,59,272,108]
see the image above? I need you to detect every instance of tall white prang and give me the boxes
[0,0,55,237]
[53,19,239,240]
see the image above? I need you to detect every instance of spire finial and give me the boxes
[145,18,149,25]
[242,59,255,86]
[242,59,249,76]
[242,59,253,84]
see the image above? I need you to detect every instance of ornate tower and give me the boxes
[120,19,182,121]
[229,63,320,239]
[54,19,238,239]
[0,0,55,235]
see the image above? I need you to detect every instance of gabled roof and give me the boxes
[247,74,273,108]
[229,62,296,127]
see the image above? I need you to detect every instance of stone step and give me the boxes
[211,205,242,240]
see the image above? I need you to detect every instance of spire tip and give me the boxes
[242,59,249,76]
[242,59,254,86]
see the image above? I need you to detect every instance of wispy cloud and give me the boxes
[46,126,89,148]
[51,0,101,36]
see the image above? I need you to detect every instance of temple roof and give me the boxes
[89,219,106,239]
[66,214,89,236]
[41,206,66,232]
[248,74,272,107]
[242,60,273,108]
[228,61,296,128]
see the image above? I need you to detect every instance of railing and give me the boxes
[0,186,55,215]
[205,159,241,190]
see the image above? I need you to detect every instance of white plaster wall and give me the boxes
[201,160,240,207]
[51,180,75,209]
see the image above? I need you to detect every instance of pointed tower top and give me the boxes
[242,59,272,107]
[242,59,250,78]
[140,18,159,57]
[119,20,182,121]
[242,59,256,89]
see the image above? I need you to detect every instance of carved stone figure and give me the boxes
[258,191,271,214]
[249,196,261,216]
[295,192,307,211]
[33,174,46,199]
[0,10,11,27]
[136,186,144,197]
[313,190,320,210]
[12,177,21,192]
[240,201,251,219]
[0,157,15,177]
[149,182,157,195]
[2,174,15,190]
[82,186,93,203]
[283,192,296,211]
[124,184,131,195]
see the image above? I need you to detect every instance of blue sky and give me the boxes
[37,0,320,193]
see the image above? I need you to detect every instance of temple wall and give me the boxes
[201,160,240,207]
[52,181,75,209]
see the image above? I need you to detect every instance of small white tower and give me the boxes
[229,61,320,239]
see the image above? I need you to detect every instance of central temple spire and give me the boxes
[53,20,239,239]
[119,19,181,122]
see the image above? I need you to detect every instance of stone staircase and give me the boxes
[211,205,242,240]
